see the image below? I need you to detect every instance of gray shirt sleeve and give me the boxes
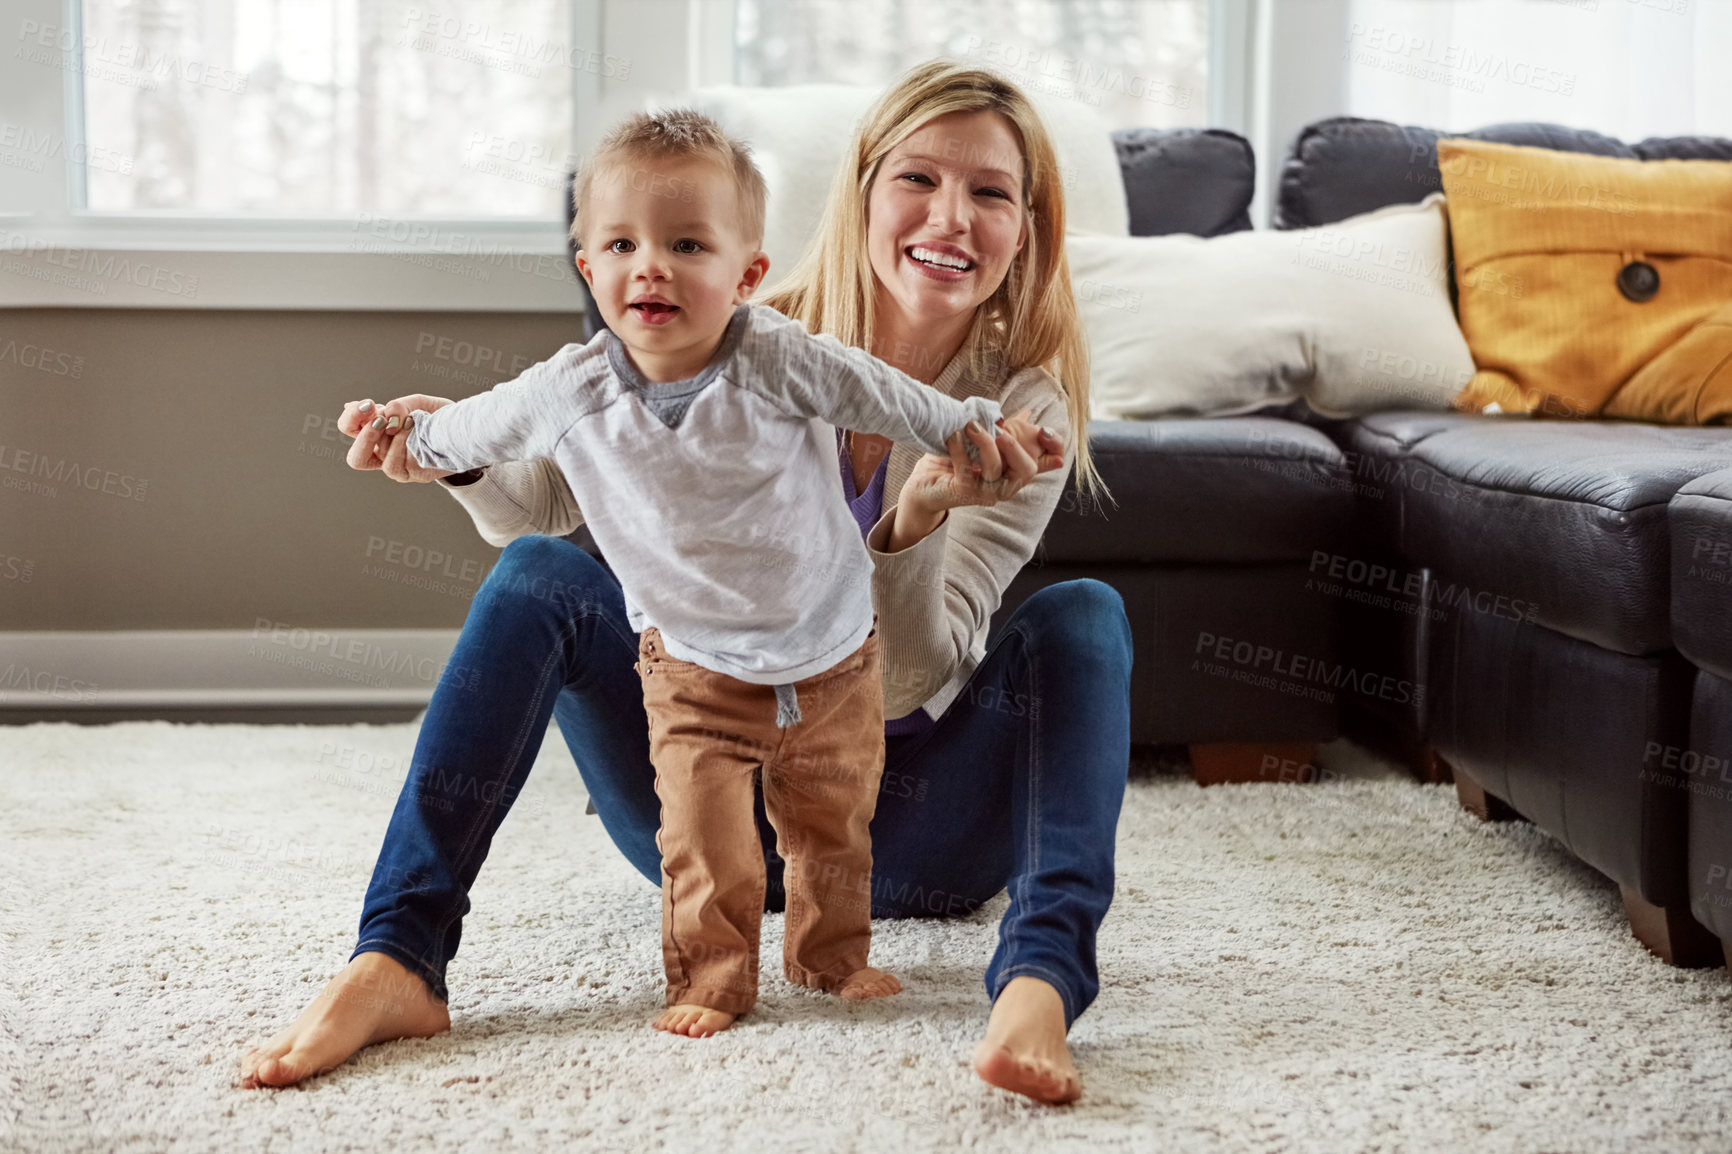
[404,354,582,474]
[742,308,1004,457]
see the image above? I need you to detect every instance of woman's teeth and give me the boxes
[908,246,974,271]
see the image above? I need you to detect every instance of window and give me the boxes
[73,0,575,217]
[1343,0,1732,141]
[734,0,1212,131]
[5,0,1236,307]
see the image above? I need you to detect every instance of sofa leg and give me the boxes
[1453,766,1520,822]
[1188,742,1319,786]
[1418,748,1455,786]
[1619,885,1724,968]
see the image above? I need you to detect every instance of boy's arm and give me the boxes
[404,356,576,473]
[748,311,1003,455]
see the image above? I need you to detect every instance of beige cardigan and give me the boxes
[437,344,1076,722]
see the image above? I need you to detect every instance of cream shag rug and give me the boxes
[5,722,1732,1154]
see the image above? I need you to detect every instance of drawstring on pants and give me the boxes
[773,682,802,728]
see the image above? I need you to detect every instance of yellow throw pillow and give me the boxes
[1437,137,1732,424]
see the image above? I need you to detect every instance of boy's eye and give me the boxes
[607,239,634,254]
[673,239,702,254]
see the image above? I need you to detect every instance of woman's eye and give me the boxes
[673,239,702,254]
[977,187,1010,200]
[607,239,634,254]
[899,172,934,186]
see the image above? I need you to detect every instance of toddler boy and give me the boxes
[397,109,1039,1036]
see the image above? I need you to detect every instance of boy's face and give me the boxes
[575,154,768,381]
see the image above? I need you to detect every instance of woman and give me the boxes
[240,59,1132,1106]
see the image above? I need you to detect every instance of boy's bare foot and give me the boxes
[237,951,450,1088]
[653,1004,737,1037]
[838,966,902,1001]
[972,976,1081,1105]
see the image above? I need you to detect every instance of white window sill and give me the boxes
[0,215,582,311]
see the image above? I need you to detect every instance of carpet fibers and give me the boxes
[5,722,1732,1153]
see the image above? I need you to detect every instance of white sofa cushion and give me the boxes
[1068,191,1475,420]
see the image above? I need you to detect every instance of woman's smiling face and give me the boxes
[865,109,1029,337]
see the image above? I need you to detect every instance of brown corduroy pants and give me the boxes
[634,617,886,1016]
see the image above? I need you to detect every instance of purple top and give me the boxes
[837,427,935,736]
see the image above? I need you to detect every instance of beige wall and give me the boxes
[0,309,578,631]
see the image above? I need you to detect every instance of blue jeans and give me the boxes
[352,534,1132,1029]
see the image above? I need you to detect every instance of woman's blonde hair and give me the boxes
[762,59,1109,505]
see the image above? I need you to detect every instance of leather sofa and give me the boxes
[562,115,1732,965]
[1013,116,1732,966]
[1272,118,1732,967]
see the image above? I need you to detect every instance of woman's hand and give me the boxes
[337,395,457,484]
[900,407,1065,518]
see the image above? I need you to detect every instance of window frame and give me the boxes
[4,0,595,310]
[4,0,1265,310]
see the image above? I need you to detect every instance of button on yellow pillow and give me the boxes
[1437,136,1732,424]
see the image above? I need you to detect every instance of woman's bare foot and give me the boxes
[653,1004,737,1037]
[237,951,451,1088]
[972,976,1081,1105]
[838,966,902,1001]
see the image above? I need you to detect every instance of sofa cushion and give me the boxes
[1634,137,1732,163]
[1112,127,1254,238]
[1436,136,1732,425]
[1397,421,1732,655]
[1038,417,1349,565]
[1337,410,1485,459]
[1071,193,1471,421]
[1275,116,1645,230]
[1326,411,1489,545]
[1671,468,1732,681]
[1275,117,1732,233]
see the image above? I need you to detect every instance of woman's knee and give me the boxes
[478,536,614,619]
[1015,579,1132,662]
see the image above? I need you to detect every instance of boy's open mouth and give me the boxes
[629,299,681,325]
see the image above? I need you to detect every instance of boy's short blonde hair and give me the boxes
[570,109,768,251]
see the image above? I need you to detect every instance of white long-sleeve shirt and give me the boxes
[406,303,1004,687]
